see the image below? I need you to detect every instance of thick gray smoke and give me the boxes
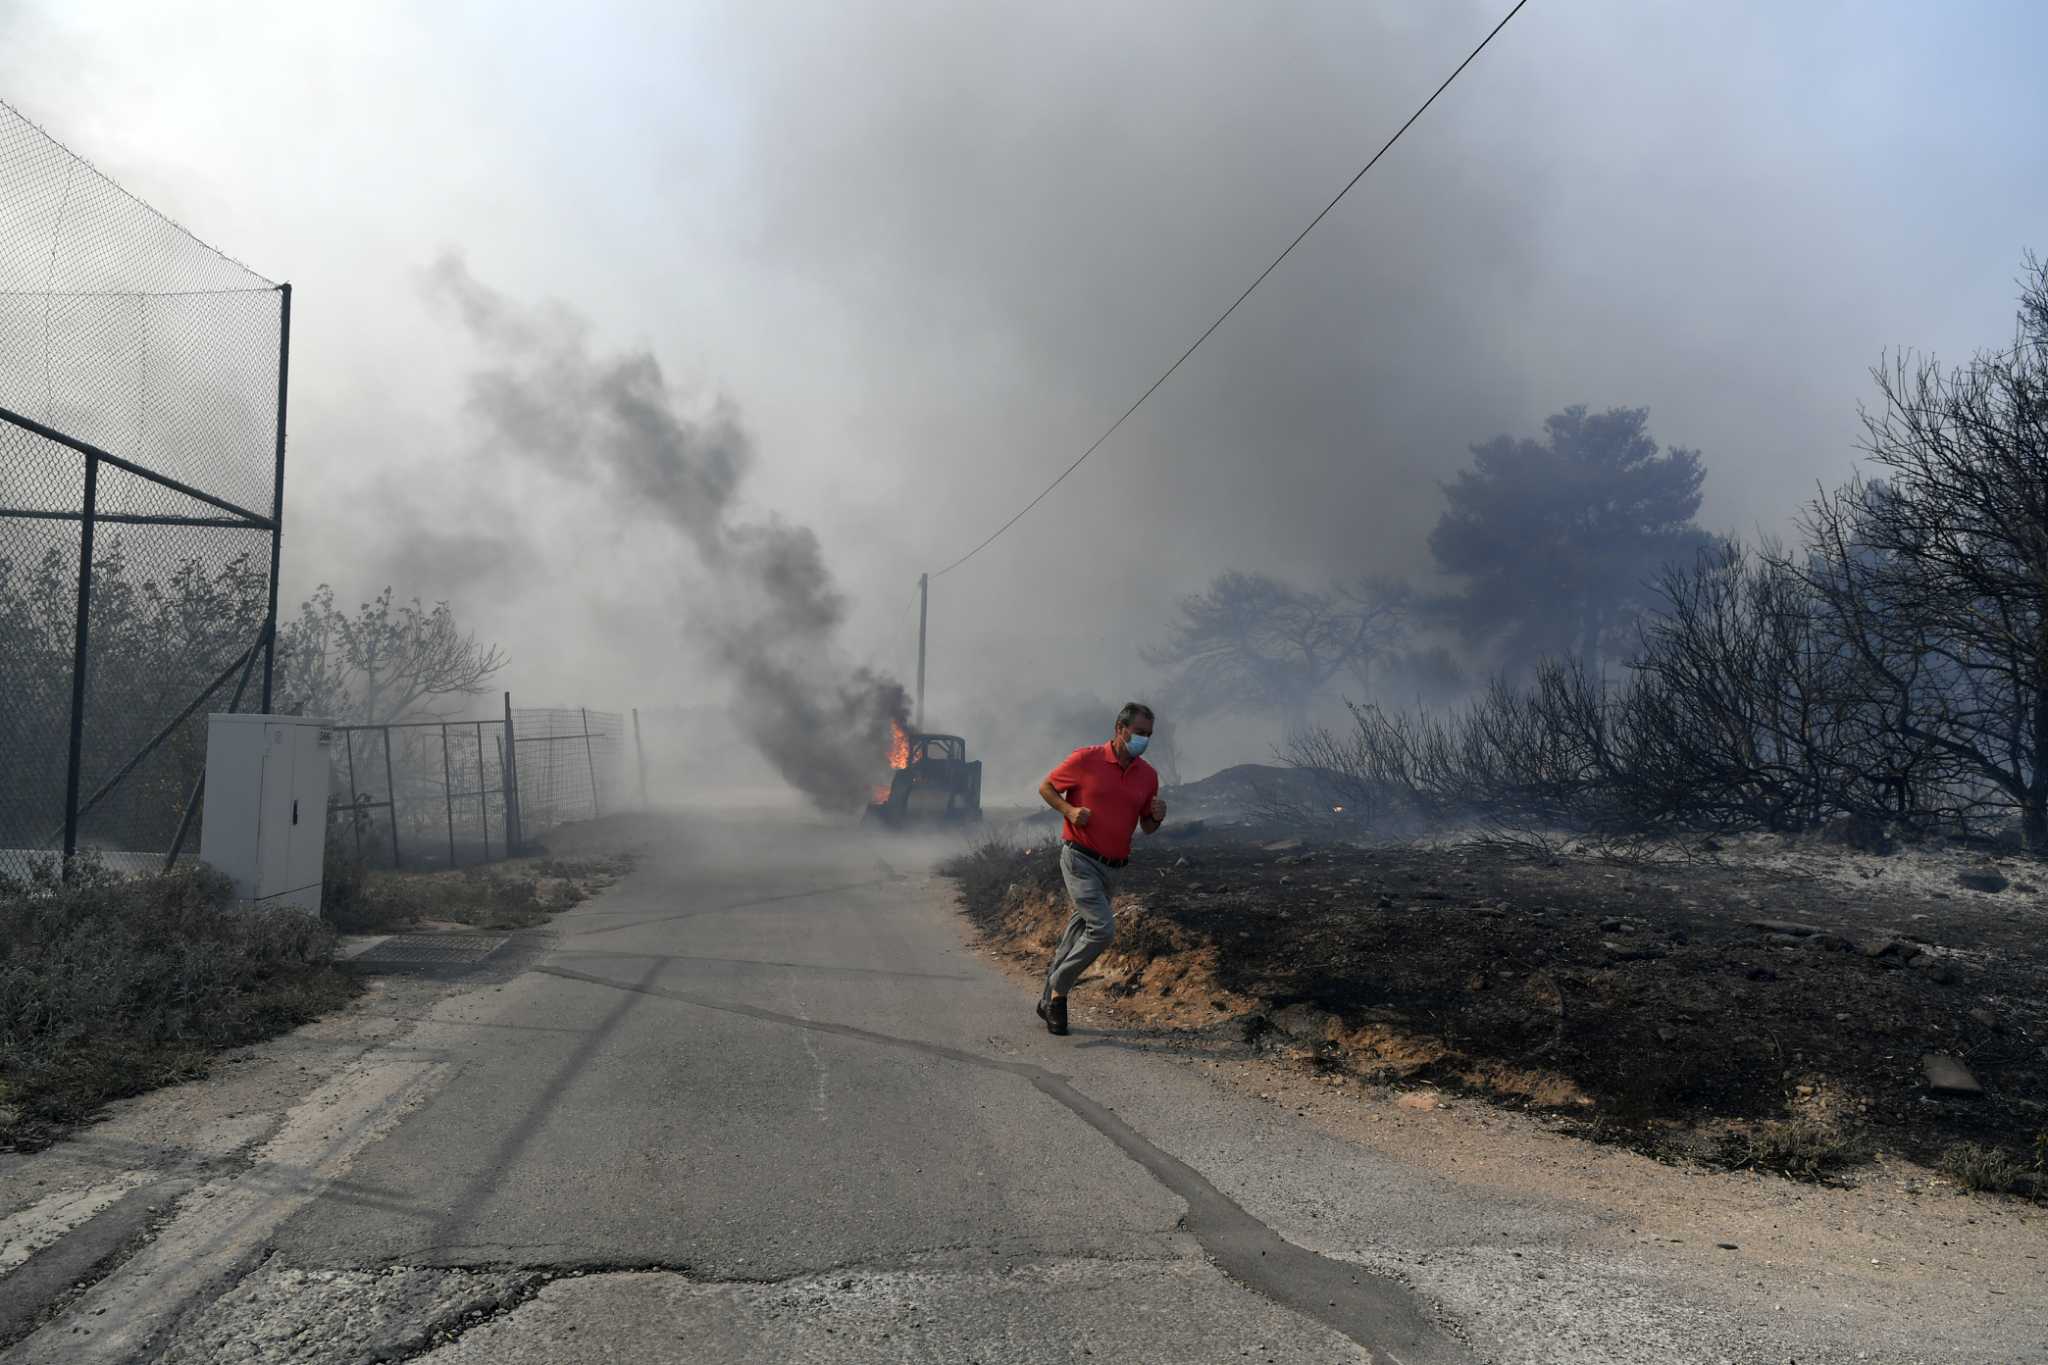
[423,253,908,810]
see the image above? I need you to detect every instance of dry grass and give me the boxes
[321,847,635,933]
[1938,1141,2041,1196]
[1708,1117,1870,1181]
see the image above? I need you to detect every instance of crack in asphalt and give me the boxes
[387,1241,1182,1281]
[380,1248,1273,1364]
[532,963,1470,1365]
[380,1271,550,1364]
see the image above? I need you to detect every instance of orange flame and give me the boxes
[871,719,913,804]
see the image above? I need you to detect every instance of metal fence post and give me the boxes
[476,721,491,860]
[581,706,601,819]
[633,707,648,810]
[502,692,522,855]
[60,453,100,872]
[260,282,291,711]
[542,721,557,828]
[441,722,456,867]
[494,733,507,857]
[381,725,402,868]
[344,729,362,862]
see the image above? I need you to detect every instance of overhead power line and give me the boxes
[928,0,1531,579]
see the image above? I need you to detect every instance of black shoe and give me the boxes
[1037,995,1069,1035]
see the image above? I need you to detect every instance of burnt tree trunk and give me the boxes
[2029,678,2048,849]
[2030,591,2048,849]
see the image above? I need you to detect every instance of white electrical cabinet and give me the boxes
[199,713,334,912]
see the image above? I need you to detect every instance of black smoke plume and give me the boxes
[423,253,908,810]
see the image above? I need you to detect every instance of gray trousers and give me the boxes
[1044,844,1118,998]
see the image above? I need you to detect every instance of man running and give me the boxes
[1035,702,1166,1035]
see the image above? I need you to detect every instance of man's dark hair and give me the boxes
[1116,701,1155,730]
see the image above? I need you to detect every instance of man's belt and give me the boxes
[1062,839,1127,869]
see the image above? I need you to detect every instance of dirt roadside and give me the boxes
[949,835,2048,1341]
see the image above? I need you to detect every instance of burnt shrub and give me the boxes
[942,831,1060,932]
[1939,1141,2039,1196]
[1722,1117,1869,1181]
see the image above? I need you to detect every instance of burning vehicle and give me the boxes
[865,721,983,827]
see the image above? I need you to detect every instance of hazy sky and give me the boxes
[4,1,2045,778]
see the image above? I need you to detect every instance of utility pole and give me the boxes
[916,572,928,732]
[632,707,648,809]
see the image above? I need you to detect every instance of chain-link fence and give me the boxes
[0,99,289,879]
[329,703,628,870]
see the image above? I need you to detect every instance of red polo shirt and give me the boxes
[1045,743,1159,862]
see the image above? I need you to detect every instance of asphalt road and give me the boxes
[11,812,2031,1364]
[274,816,1460,1363]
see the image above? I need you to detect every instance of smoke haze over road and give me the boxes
[5,1,2044,789]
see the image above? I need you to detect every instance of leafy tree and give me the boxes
[1143,572,1409,732]
[1,551,506,858]
[0,542,269,854]
[1429,405,1717,677]
[274,586,506,725]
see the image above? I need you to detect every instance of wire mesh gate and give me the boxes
[0,99,289,879]
[328,703,625,870]
[509,707,624,839]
